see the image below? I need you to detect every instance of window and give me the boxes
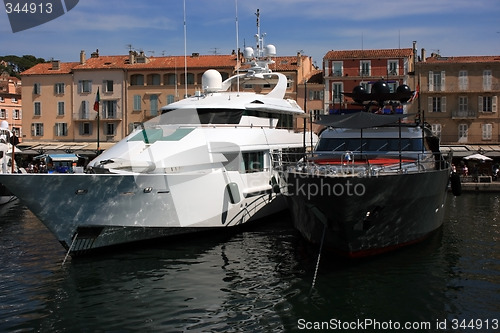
[458,124,468,142]
[34,102,41,116]
[13,109,20,120]
[130,74,144,86]
[80,100,90,119]
[431,124,442,138]
[54,83,65,94]
[181,73,194,85]
[57,101,65,116]
[165,73,176,85]
[311,109,322,121]
[479,96,495,112]
[103,100,117,119]
[483,70,492,91]
[78,80,92,93]
[458,70,468,90]
[482,123,493,140]
[309,90,324,100]
[167,95,175,104]
[332,82,343,104]
[147,74,161,86]
[332,62,343,76]
[32,123,44,136]
[360,61,370,76]
[105,123,116,136]
[55,123,68,136]
[428,96,446,112]
[242,151,265,173]
[33,83,41,94]
[80,122,92,135]
[459,96,468,112]
[133,95,141,111]
[104,80,113,93]
[150,94,158,117]
[428,71,445,92]
[387,60,398,76]
[0,109,6,119]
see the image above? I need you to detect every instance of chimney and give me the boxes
[91,49,99,58]
[297,51,302,67]
[191,52,200,58]
[129,50,136,64]
[80,50,86,64]
[51,60,60,70]
[421,48,426,62]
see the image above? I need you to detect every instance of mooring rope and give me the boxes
[62,232,78,267]
[310,223,327,295]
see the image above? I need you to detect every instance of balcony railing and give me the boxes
[73,111,123,121]
[452,109,477,119]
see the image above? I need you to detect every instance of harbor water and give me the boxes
[0,193,499,332]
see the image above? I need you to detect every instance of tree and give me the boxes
[0,55,46,78]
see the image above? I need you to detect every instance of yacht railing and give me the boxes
[275,151,451,178]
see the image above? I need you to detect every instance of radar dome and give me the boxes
[352,85,367,104]
[202,69,223,93]
[0,120,9,130]
[264,44,276,57]
[243,47,254,60]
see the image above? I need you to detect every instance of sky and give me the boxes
[1,0,500,67]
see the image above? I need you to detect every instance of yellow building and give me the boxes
[417,53,500,157]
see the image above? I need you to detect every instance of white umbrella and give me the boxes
[463,153,492,161]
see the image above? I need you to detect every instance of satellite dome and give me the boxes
[371,81,390,95]
[264,44,276,57]
[396,84,411,94]
[202,69,222,93]
[0,120,9,130]
[243,47,254,60]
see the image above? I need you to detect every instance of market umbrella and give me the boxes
[463,153,492,161]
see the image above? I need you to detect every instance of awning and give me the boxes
[34,154,79,162]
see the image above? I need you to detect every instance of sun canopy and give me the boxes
[463,153,492,161]
[34,154,79,162]
[317,112,411,129]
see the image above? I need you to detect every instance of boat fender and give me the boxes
[450,172,462,196]
[270,176,280,194]
[226,182,241,204]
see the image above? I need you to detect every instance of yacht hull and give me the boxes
[0,172,286,255]
[285,168,450,257]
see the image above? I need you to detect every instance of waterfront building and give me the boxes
[0,72,22,140]
[416,53,500,158]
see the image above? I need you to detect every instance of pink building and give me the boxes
[0,72,22,141]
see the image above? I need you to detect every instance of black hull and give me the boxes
[285,168,450,257]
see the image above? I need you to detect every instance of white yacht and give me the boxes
[0,33,316,256]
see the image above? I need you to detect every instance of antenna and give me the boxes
[235,0,240,95]
[183,0,188,98]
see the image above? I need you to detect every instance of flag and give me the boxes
[93,87,100,111]
[409,84,419,103]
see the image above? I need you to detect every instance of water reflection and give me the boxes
[0,194,499,332]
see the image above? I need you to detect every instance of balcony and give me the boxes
[452,109,476,119]
[73,111,123,121]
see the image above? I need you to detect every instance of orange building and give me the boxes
[0,72,22,140]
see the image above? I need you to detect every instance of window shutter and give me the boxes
[478,96,483,112]
[442,96,446,112]
[428,97,433,112]
[492,96,497,112]
[441,71,446,92]
[428,71,433,92]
